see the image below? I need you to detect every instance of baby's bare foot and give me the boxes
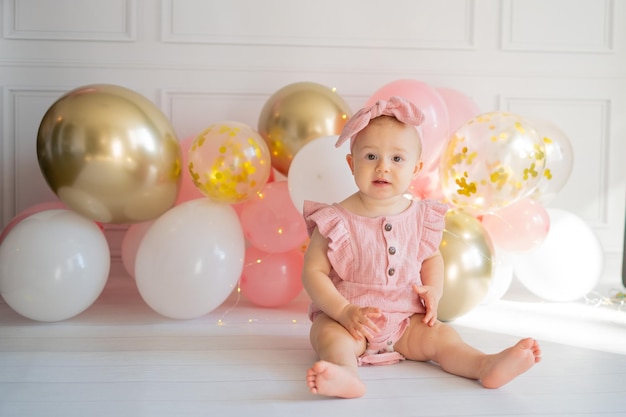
[306,360,366,398]
[480,338,542,389]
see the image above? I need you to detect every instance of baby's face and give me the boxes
[347,118,423,200]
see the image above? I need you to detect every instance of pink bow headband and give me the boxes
[335,96,425,149]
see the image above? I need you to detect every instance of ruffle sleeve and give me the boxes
[303,200,353,279]
[418,200,449,260]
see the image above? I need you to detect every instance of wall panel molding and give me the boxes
[3,0,137,41]
[1,87,65,225]
[161,0,476,50]
[161,89,367,140]
[501,0,614,53]
[161,91,269,139]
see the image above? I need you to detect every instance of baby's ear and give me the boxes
[346,154,355,174]
[413,160,423,177]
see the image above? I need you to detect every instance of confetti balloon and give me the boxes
[258,82,352,175]
[525,118,574,205]
[175,135,205,205]
[438,209,494,321]
[188,122,271,204]
[439,112,546,215]
[37,84,182,224]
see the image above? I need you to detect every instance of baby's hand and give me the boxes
[413,284,439,327]
[337,304,381,341]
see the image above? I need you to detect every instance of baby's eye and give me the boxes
[366,153,377,160]
[393,156,403,162]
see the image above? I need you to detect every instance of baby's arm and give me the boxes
[302,228,381,340]
[413,250,444,326]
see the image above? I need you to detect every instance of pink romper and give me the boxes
[304,199,447,365]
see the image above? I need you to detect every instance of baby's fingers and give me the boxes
[348,322,375,341]
[362,307,382,319]
[422,310,437,327]
[362,317,380,336]
[347,327,366,341]
[361,308,381,333]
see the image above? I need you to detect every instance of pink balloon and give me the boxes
[240,181,307,253]
[367,79,450,171]
[408,169,444,201]
[240,246,304,307]
[481,198,550,252]
[0,201,68,245]
[121,220,154,278]
[175,135,205,205]
[436,87,482,133]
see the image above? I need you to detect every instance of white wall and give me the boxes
[1,0,625,285]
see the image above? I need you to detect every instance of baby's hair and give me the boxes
[355,115,423,157]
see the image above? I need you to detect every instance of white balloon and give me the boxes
[135,199,245,319]
[287,135,357,212]
[481,249,514,305]
[512,208,603,302]
[0,209,110,321]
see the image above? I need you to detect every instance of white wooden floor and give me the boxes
[1,273,626,417]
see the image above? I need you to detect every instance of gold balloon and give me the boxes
[438,209,495,322]
[258,82,352,175]
[37,84,182,224]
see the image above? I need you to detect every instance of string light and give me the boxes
[213,271,308,326]
[585,289,626,310]
[216,278,243,325]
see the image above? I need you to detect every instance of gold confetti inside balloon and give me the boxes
[524,118,574,205]
[258,82,352,175]
[37,84,182,224]
[438,209,495,322]
[188,121,271,204]
[439,112,546,215]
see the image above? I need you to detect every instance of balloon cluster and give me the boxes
[432,92,598,316]
[0,81,350,322]
[1,84,183,322]
[0,80,594,323]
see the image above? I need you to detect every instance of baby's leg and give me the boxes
[395,315,541,388]
[306,313,367,398]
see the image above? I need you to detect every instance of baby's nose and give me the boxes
[376,160,390,172]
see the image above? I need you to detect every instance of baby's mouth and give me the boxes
[373,179,390,185]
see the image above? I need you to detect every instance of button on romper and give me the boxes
[304,199,448,365]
